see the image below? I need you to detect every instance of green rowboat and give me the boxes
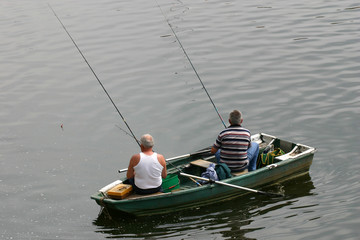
[91,133,316,216]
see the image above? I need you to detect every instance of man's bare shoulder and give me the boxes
[130,153,141,164]
[157,153,166,164]
[131,153,140,158]
[157,153,165,158]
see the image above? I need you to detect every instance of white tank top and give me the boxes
[133,152,163,189]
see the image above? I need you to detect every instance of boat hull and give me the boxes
[91,133,315,216]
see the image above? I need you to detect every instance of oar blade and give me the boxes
[180,172,285,197]
[258,190,284,197]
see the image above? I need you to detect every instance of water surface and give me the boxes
[1,0,359,239]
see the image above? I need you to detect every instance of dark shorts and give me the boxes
[128,178,162,195]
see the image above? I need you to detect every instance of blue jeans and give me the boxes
[247,142,259,171]
[215,142,259,172]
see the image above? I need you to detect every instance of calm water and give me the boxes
[1,0,359,239]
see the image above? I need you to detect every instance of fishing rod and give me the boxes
[49,5,206,188]
[48,4,140,147]
[155,0,227,128]
[49,4,199,175]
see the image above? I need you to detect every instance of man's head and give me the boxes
[140,134,154,149]
[229,110,243,125]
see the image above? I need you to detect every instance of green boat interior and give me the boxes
[103,133,315,200]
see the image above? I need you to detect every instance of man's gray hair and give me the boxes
[140,134,154,148]
[229,110,242,125]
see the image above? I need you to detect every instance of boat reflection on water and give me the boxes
[92,172,315,239]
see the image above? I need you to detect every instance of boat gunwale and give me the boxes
[91,133,316,215]
[91,149,314,204]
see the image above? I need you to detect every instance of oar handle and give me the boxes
[118,148,212,173]
[118,168,128,173]
[179,172,284,197]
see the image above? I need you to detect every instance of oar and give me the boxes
[118,148,212,173]
[166,148,212,162]
[180,172,284,197]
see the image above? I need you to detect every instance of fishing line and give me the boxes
[48,4,140,147]
[155,0,227,128]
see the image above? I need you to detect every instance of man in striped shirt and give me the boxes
[210,110,259,172]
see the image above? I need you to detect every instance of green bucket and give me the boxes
[162,174,180,193]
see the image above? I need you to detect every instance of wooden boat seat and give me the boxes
[190,159,214,168]
[232,169,248,176]
[191,159,249,176]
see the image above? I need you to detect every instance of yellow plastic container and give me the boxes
[107,184,133,199]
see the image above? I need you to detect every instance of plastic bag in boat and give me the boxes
[199,163,219,184]
[257,148,285,169]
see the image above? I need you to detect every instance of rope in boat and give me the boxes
[155,0,227,128]
[48,4,140,147]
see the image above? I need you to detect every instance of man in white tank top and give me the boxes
[127,134,167,194]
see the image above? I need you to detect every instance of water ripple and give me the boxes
[1,0,360,239]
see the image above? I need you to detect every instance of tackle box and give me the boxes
[107,183,133,199]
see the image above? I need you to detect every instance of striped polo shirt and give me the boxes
[213,125,251,172]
